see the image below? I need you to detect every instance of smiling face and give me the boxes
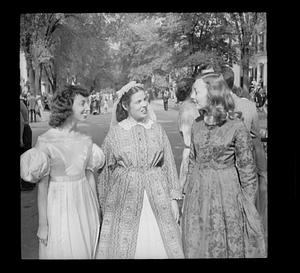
[125,90,148,122]
[72,94,90,122]
[191,78,208,109]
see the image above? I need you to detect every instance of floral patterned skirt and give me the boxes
[181,167,266,258]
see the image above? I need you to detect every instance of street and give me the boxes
[20,99,267,259]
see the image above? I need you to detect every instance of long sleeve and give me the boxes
[178,110,195,191]
[183,124,196,194]
[234,122,258,204]
[97,130,116,210]
[161,126,182,200]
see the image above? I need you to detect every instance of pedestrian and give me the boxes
[258,87,267,111]
[103,96,108,113]
[42,95,49,111]
[181,73,266,258]
[20,85,105,259]
[148,88,154,102]
[96,81,184,259]
[35,95,44,122]
[175,78,199,197]
[27,92,37,122]
[96,91,101,114]
[89,91,95,114]
[222,67,268,241]
[102,96,108,113]
[20,99,35,191]
[162,88,170,111]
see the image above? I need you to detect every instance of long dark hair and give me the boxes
[175,77,195,102]
[197,73,235,125]
[116,85,144,122]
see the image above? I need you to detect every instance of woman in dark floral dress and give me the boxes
[181,73,266,258]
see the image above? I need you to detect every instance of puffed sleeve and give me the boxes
[86,143,105,172]
[20,147,50,183]
[234,121,258,204]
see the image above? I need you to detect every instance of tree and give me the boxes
[52,13,113,91]
[20,13,112,94]
[128,16,173,83]
[20,13,68,95]
[158,13,239,78]
[228,12,266,92]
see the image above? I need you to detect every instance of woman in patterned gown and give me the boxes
[96,82,184,259]
[20,85,105,259]
[181,73,266,258]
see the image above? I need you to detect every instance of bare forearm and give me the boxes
[37,176,49,226]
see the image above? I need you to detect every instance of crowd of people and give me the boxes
[89,91,111,115]
[20,67,267,259]
[250,80,268,113]
[20,91,51,123]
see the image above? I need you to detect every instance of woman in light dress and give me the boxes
[96,81,184,259]
[181,73,266,258]
[20,85,105,259]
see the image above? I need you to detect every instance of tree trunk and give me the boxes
[34,63,41,96]
[241,47,250,93]
[42,63,53,94]
[26,56,35,95]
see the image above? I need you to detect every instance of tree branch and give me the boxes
[231,13,242,47]
[45,13,54,39]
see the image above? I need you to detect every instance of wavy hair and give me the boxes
[116,85,144,122]
[175,77,195,102]
[198,73,235,125]
[49,85,90,128]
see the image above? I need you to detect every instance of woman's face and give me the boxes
[126,90,148,122]
[72,94,90,122]
[191,78,208,109]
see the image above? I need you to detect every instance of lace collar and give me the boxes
[119,117,154,130]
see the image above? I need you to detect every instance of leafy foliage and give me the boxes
[20,12,266,94]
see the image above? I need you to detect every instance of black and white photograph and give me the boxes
[19,12,270,260]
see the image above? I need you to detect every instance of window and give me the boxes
[258,32,265,52]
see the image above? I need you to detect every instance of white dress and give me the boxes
[135,191,168,259]
[20,128,105,259]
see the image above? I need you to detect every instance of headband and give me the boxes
[116,81,144,100]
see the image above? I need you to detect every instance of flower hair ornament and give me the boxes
[110,81,157,129]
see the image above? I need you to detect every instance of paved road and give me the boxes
[20,99,267,259]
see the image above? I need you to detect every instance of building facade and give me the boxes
[231,29,267,91]
[249,30,267,89]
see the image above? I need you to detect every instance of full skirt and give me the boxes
[39,177,100,259]
[182,167,266,258]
